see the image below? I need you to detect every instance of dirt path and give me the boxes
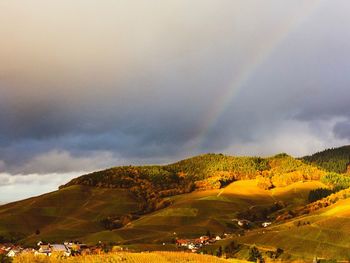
[217,189,225,197]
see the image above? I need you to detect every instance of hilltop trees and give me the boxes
[321,172,350,190]
[60,153,327,215]
[302,146,350,173]
[278,187,350,219]
[308,172,350,203]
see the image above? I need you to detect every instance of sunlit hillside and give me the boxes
[82,179,326,246]
[0,185,140,245]
[1,150,350,262]
[236,197,350,261]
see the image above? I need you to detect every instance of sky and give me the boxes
[1,0,350,202]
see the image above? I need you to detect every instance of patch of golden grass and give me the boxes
[14,251,249,263]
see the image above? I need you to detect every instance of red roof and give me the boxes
[176,239,188,244]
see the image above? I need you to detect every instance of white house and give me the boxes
[262,222,272,228]
[7,249,20,257]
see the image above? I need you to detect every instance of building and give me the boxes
[262,222,272,228]
[51,244,71,257]
[176,239,189,247]
[35,242,71,257]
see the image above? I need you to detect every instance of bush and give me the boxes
[321,173,350,190]
[248,246,262,262]
[308,188,334,203]
[0,255,12,263]
[256,175,273,190]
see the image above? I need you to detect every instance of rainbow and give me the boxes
[189,0,325,151]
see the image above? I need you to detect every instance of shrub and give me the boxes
[248,246,262,262]
[0,255,12,263]
[256,175,273,190]
[308,188,334,203]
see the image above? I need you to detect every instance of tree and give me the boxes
[256,175,273,190]
[216,246,223,257]
[206,230,211,238]
[249,246,262,262]
[308,188,334,203]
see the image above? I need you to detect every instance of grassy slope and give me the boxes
[82,180,325,245]
[0,153,332,253]
[0,185,140,245]
[236,198,350,260]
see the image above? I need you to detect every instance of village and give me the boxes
[175,234,223,252]
[0,241,99,258]
[0,219,273,259]
[175,219,272,253]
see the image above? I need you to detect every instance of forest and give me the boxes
[61,153,327,216]
[302,145,350,173]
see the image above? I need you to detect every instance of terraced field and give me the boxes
[82,180,325,245]
[0,185,140,245]
[0,175,341,261]
[236,198,350,260]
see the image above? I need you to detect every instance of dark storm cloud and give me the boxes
[1,0,350,177]
[333,120,350,140]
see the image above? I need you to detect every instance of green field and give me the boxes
[82,180,326,246]
[235,198,350,261]
[0,178,325,248]
[0,185,140,245]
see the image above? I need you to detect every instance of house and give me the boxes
[35,243,52,256]
[7,248,21,257]
[65,242,87,253]
[35,243,71,257]
[199,236,210,243]
[176,239,189,247]
[188,243,196,250]
[51,244,71,257]
[237,219,251,228]
[262,222,272,228]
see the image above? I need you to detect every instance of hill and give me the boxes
[0,153,326,246]
[234,197,350,261]
[0,150,348,262]
[0,185,140,245]
[61,153,325,206]
[302,145,350,173]
[81,180,325,246]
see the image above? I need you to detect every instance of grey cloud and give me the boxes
[333,120,350,140]
[1,0,350,176]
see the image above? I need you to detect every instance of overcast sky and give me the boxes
[1,0,350,202]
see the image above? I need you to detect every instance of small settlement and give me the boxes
[175,235,224,252]
[0,244,33,258]
[0,241,91,258]
[0,219,273,258]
